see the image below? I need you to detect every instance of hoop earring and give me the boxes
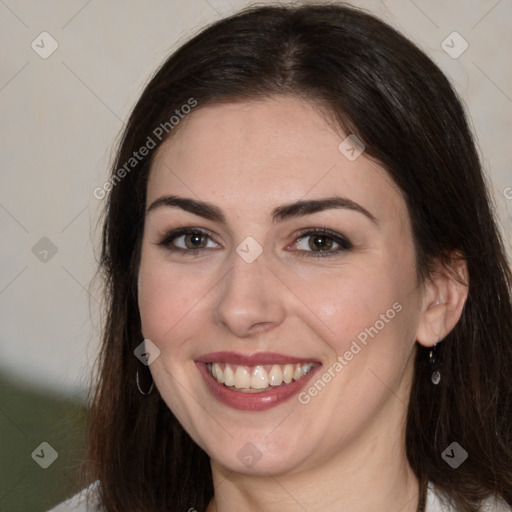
[429,343,441,385]
[136,364,154,395]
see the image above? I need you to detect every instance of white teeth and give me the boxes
[223,365,235,386]
[251,366,269,389]
[208,361,315,390]
[283,364,294,383]
[302,363,314,374]
[234,366,251,389]
[212,362,224,384]
[269,365,283,386]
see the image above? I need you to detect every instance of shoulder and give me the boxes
[426,482,512,512]
[46,481,104,512]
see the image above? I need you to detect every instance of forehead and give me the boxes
[147,96,407,229]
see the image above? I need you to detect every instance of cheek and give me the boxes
[137,254,204,342]
[295,261,410,353]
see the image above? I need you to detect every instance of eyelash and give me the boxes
[157,227,352,258]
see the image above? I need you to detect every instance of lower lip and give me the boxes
[196,362,321,411]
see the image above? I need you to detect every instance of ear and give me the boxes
[415,252,469,348]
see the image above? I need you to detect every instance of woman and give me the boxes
[49,2,512,511]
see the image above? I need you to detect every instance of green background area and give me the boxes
[0,372,89,512]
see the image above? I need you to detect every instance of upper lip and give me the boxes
[196,351,320,366]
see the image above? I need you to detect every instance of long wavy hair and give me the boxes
[78,3,512,511]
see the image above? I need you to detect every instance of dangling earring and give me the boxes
[429,343,441,385]
[136,362,154,395]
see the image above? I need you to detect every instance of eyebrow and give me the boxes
[146,195,378,226]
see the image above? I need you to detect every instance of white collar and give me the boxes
[426,483,456,512]
[426,483,511,512]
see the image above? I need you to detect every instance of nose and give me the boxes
[213,251,287,338]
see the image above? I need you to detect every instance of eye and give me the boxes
[156,227,352,258]
[157,228,219,253]
[292,228,352,257]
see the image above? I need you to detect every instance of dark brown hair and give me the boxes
[79,3,512,511]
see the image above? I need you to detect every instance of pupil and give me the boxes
[310,235,332,251]
[187,233,205,248]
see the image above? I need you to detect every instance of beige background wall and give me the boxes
[1,0,511,399]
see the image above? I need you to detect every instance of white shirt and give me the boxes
[47,480,511,512]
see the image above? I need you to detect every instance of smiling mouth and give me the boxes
[206,362,316,393]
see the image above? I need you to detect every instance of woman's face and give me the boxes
[138,96,427,476]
